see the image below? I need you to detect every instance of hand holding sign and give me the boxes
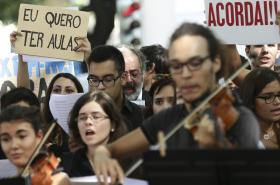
[15,4,89,61]
[10,31,22,50]
[74,37,91,62]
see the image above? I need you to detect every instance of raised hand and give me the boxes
[93,145,124,185]
[74,37,91,62]
[10,31,22,48]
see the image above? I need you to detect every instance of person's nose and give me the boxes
[162,101,172,109]
[273,95,280,105]
[182,65,192,78]
[261,45,269,53]
[11,138,19,150]
[126,73,133,82]
[97,81,106,90]
[84,116,94,126]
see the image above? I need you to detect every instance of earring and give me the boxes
[111,128,115,132]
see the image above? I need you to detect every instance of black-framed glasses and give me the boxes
[168,55,210,74]
[87,74,120,88]
[123,69,141,79]
[256,94,280,104]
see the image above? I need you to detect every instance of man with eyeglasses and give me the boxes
[86,45,144,131]
[92,23,260,185]
[117,45,151,107]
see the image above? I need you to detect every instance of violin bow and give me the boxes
[125,60,251,177]
[21,120,57,176]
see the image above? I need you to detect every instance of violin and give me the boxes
[21,121,60,185]
[31,152,61,185]
[209,88,239,131]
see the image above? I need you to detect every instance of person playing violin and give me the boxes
[0,105,70,185]
[92,22,260,185]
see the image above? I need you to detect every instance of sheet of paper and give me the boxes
[70,175,148,185]
[49,93,84,135]
[131,100,145,106]
[0,159,17,178]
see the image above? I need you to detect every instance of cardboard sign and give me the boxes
[205,0,280,44]
[15,4,89,61]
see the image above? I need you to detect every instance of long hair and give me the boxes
[240,68,280,112]
[43,73,84,126]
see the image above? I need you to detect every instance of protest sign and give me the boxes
[204,0,280,44]
[15,4,89,61]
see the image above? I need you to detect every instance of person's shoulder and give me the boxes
[148,104,186,121]
[236,105,255,117]
[160,104,185,115]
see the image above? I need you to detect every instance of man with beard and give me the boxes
[117,45,151,107]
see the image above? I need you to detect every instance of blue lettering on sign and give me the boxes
[12,55,18,76]
[0,55,82,80]
[0,58,12,77]
[45,61,65,74]
[27,61,40,77]
[74,61,84,75]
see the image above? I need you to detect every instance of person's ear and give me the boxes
[35,129,43,144]
[213,56,221,74]
[120,72,127,85]
[148,63,155,75]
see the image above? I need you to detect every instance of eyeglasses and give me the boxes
[256,94,280,104]
[168,55,210,74]
[123,69,141,79]
[77,112,108,124]
[87,75,120,88]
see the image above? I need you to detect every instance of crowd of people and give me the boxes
[0,13,280,185]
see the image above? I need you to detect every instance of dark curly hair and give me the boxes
[0,105,43,133]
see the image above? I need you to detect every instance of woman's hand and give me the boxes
[74,37,91,62]
[93,145,124,185]
[10,31,22,48]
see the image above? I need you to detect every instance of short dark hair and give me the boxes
[68,91,127,146]
[1,87,40,110]
[0,105,43,133]
[140,44,169,74]
[240,68,280,111]
[43,73,84,125]
[87,45,125,75]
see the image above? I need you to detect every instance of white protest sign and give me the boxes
[15,4,89,61]
[204,0,280,44]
